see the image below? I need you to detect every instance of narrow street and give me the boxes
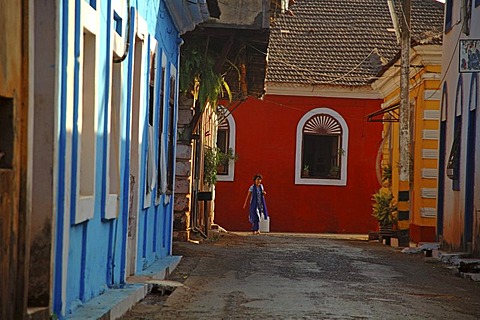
[121,232,480,320]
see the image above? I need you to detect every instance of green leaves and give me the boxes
[371,188,398,226]
[203,147,238,187]
[180,40,232,111]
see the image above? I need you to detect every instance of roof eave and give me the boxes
[165,0,211,35]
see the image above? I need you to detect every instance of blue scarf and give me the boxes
[249,184,269,223]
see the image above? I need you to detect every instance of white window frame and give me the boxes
[164,63,177,205]
[104,6,125,219]
[74,1,99,224]
[216,106,236,182]
[112,0,127,59]
[143,36,158,209]
[156,52,168,206]
[295,108,348,186]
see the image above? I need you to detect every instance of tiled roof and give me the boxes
[266,0,444,87]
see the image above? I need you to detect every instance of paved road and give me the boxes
[121,232,480,320]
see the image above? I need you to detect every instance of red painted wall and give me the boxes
[215,95,383,234]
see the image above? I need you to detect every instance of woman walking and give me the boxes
[243,174,269,234]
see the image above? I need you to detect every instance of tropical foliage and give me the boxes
[204,147,238,187]
[179,39,232,110]
[371,188,398,227]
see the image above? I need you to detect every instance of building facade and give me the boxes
[0,0,211,318]
[438,0,480,257]
[173,0,270,241]
[371,39,443,244]
[215,94,383,233]
[214,0,444,235]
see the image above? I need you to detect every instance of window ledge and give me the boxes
[295,176,347,186]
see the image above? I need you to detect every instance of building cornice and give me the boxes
[265,83,383,99]
[371,44,442,98]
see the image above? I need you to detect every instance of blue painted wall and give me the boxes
[53,0,181,317]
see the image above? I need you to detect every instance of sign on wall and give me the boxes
[459,39,480,73]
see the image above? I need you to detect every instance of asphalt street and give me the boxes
[120,232,480,320]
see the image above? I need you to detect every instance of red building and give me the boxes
[216,94,382,233]
[214,0,444,234]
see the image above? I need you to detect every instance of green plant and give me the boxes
[204,147,238,186]
[328,165,340,178]
[371,188,398,227]
[179,40,232,111]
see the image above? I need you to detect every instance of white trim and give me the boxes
[420,207,437,218]
[412,44,443,65]
[75,3,99,224]
[111,0,126,57]
[422,168,438,179]
[441,84,448,122]
[216,106,236,182]
[136,12,148,41]
[143,36,159,209]
[164,63,178,205]
[82,1,98,34]
[455,76,463,116]
[422,149,438,159]
[156,52,168,206]
[470,75,478,111]
[423,110,440,120]
[295,108,348,186]
[126,32,146,276]
[422,129,439,140]
[143,125,155,208]
[421,72,442,81]
[266,83,382,99]
[372,45,441,97]
[424,89,441,101]
[61,0,77,312]
[421,188,437,199]
[105,61,122,220]
[381,96,400,110]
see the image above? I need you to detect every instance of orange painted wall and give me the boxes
[215,94,383,233]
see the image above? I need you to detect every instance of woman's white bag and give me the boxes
[259,216,270,233]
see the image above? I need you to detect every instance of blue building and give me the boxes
[0,0,212,319]
[51,1,211,318]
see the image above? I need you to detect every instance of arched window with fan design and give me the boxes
[295,108,349,186]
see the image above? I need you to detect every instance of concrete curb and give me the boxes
[67,255,182,319]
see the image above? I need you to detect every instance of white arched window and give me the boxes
[295,108,348,186]
[216,106,236,182]
[447,75,463,190]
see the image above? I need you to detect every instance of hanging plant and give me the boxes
[179,39,232,110]
[204,147,238,187]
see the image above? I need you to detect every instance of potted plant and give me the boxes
[204,147,238,187]
[302,165,310,177]
[328,165,340,178]
[371,187,397,245]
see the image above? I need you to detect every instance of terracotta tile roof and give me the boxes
[266,0,444,87]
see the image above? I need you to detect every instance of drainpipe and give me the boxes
[113,0,131,63]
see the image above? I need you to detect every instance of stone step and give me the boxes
[437,252,471,264]
[457,258,480,273]
[402,246,480,282]
[460,273,480,282]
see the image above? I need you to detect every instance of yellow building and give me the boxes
[370,38,442,244]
